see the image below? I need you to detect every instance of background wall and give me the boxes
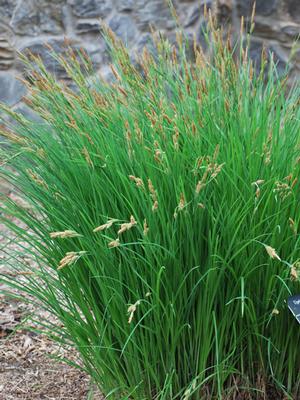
[0,0,299,110]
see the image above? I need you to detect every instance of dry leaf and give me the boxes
[23,335,33,351]
[0,312,14,325]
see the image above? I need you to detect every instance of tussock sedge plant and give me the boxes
[1,13,300,400]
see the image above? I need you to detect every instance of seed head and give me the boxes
[154,149,163,163]
[129,175,144,188]
[272,309,280,315]
[195,181,205,194]
[152,200,158,212]
[108,238,120,248]
[26,169,48,189]
[82,147,93,167]
[148,179,156,199]
[50,230,82,239]
[117,215,137,235]
[110,64,121,81]
[148,179,158,211]
[172,129,179,151]
[264,245,281,261]
[143,219,149,236]
[93,219,117,233]
[210,163,225,179]
[252,180,265,186]
[127,300,141,324]
[290,265,298,280]
[178,192,185,211]
[58,251,86,270]
[289,218,297,235]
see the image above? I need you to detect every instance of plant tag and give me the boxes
[288,295,300,324]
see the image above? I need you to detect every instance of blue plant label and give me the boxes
[288,295,300,324]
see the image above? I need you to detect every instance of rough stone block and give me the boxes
[249,40,287,77]
[115,0,135,12]
[68,0,112,18]
[0,72,26,106]
[10,0,64,36]
[134,0,176,31]
[76,20,101,34]
[286,0,300,22]
[184,5,201,27]
[0,38,14,70]
[109,15,137,43]
[19,39,102,80]
[0,0,18,19]
[0,24,15,70]
[237,0,278,17]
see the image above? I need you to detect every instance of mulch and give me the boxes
[0,193,103,399]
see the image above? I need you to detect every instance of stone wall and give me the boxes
[0,0,299,109]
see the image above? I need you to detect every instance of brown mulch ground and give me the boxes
[0,326,91,399]
[0,192,103,400]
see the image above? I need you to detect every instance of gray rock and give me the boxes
[184,5,201,28]
[68,0,112,18]
[76,20,101,34]
[99,64,115,82]
[254,18,282,40]
[197,21,209,51]
[217,0,233,24]
[248,41,264,67]
[10,0,39,35]
[165,29,205,61]
[19,39,101,80]
[181,0,212,13]
[133,33,158,68]
[237,0,277,17]
[10,0,64,36]
[269,45,288,76]
[135,33,155,53]
[286,0,300,22]
[249,41,287,77]
[256,0,278,15]
[116,0,135,12]
[134,0,176,31]
[200,0,213,12]
[109,14,137,43]
[282,24,300,40]
[0,24,15,70]
[19,40,62,77]
[40,3,65,34]
[0,72,26,106]
[0,38,14,70]
[294,47,300,64]
[0,0,18,19]
[183,32,197,59]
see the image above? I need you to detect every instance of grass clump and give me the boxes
[1,15,300,399]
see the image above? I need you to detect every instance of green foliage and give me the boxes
[1,17,300,399]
